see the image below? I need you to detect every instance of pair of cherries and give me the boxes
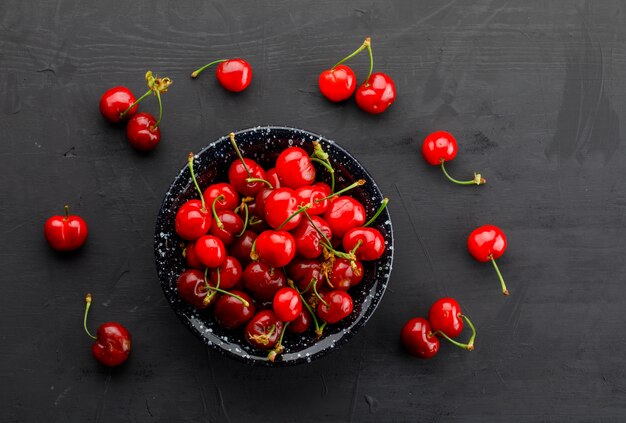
[402,298,476,359]
[43,207,131,366]
[100,71,172,151]
[319,37,396,114]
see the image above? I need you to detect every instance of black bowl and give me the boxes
[154,126,393,366]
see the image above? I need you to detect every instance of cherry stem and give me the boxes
[311,141,335,193]
[332,37,371,69]
[212,194,225,229]
[303,212,355,260]
[245,177,273,188]
[64,205,70,221]
[440,160,486,186]
[120,89,151,118]
[364,198,389,227]
[315,179,365,203]
[236,203,249,237]
[268,321,289,362]
[276,204,311,231]
[203,267,220,305]
[153,90,163,129]
[203,268,249,307]
[191,59,228,78]
[364,40,374,84]
[249,216,262,226]
[188,153,206,210]
[490,256,509,295]
[295,283,324,338]
[349,239,363,256]
[83,293,97,340]
[434,314,476,351]
[229,132,250,177]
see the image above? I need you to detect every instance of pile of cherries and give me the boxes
[174,133,388,361]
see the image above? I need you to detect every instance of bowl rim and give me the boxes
[154,125,394,366]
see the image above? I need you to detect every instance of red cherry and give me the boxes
[329,258,363,290]
[126,112,160,151]
[83,294,131,367]
[323,196,366,238]
[401,317,440,359]
[254,230,296,268]
[317,290,353,324]
[228,158,267,196]
[176,269,214,309]
[275,147,316,189]
[216,59,252,92]
[209,210,244,246]
[266,168,282,188]
[428,298,463,338]
[295,184,330,215]
[318,65,357,102]
[203,183,240,212]
[194,235,226,268]
[210,256,243,290]
[44,205,88,251]
[263,188,301,230]
[243,262,286,303]
[287,258,324,292]
[287,309,311,334]
[355,72,396,114]
[245,310,283,349]
[468,225,509,295]
[230,230,257,267]
[213,290,255,329]
[342,227,385,261]
[184,241,205,270]
[291,215,332,259]
[422,131,458,165]
[175,199,212,241]
[254,187,274,219]
[99,86,136,123]
[272,287,302,322]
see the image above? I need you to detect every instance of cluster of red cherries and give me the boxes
[400,130,510,359]
[319,37,396,114]
[174,133,388,361]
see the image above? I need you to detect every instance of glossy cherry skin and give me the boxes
[317,290,353,324]
[295,184,330,215]
[468,225,507,262]
[203,183,240,212]
[194,235,226,268]
[422,131,458,165]
[44,211,88,251]
[263,188,301,230]
[329,258,363,290]
[254,187,273,219]
[323,196,366,238]
[288,258,324,292]
[126,112,160,151]
[228,158,267,197]
[275,147,316,189]
[99,86,137,123]
[429,298,463,338]
[214,291,255,329]
[273,287,302,322]
[342,227,385,261]
[184,241,205,270]
[401,317,440,359]
[175,200,212,241]
[209,210,244,246]
[287,309,311,334]
[254,230,296,268]
[177,269,215,309]
[245,310,283,349]
[355,72,396,115]
[230,230,257,267]
[91,322,131,367]
[318,65,357,102]
[216,59,252,92]
[210,256,243,290]
[266,168,281,188]
[243,262,286,302]
[291,215,332,259]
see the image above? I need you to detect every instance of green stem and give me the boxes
[434,314,476,351]
[245,177,273,188]
[236,203,249,237]
[310,158,335,193]
[364,198,389,227]
[297,287,324,338]
[303,211,333,250]
[203,268,249,307]
[316,179,365,203]
[188,153,206,210]
[491,256,509,295]
[332,37,371,69]
[120,89,151,118]
[364,41,374,83]
[83,294,97,340]
[64,205,70,221]
[440,160,486,186]
[153,90,163,128]
[229,132,250,177]
[203,267,221,305]
[212,195,225,229]
[276,204,311,231]
[191,59,228,78]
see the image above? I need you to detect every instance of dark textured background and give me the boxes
[2,1,625,421]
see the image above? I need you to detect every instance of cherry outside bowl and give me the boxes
[154,126,393,366]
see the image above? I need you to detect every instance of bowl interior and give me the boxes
[154,126,393,366]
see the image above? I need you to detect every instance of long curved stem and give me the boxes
[364,40,374,84]
[434,314,476,351]
[191,59,228,78]
[490,256,509,295]
[332,37,371,69]
[83,294,97,340]
[229,132,250,177]
[188,153,206,210]
[153,90,163,128]
[364,198,389,227]
[203,268,249,307]
[236,203,249,237]
[212,195,225,229]
[315,179,365,203]
[440,160,486,186]
[120,89,151,118]
[276,204,311,230]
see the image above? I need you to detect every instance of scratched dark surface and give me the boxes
[2,0,626,421]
